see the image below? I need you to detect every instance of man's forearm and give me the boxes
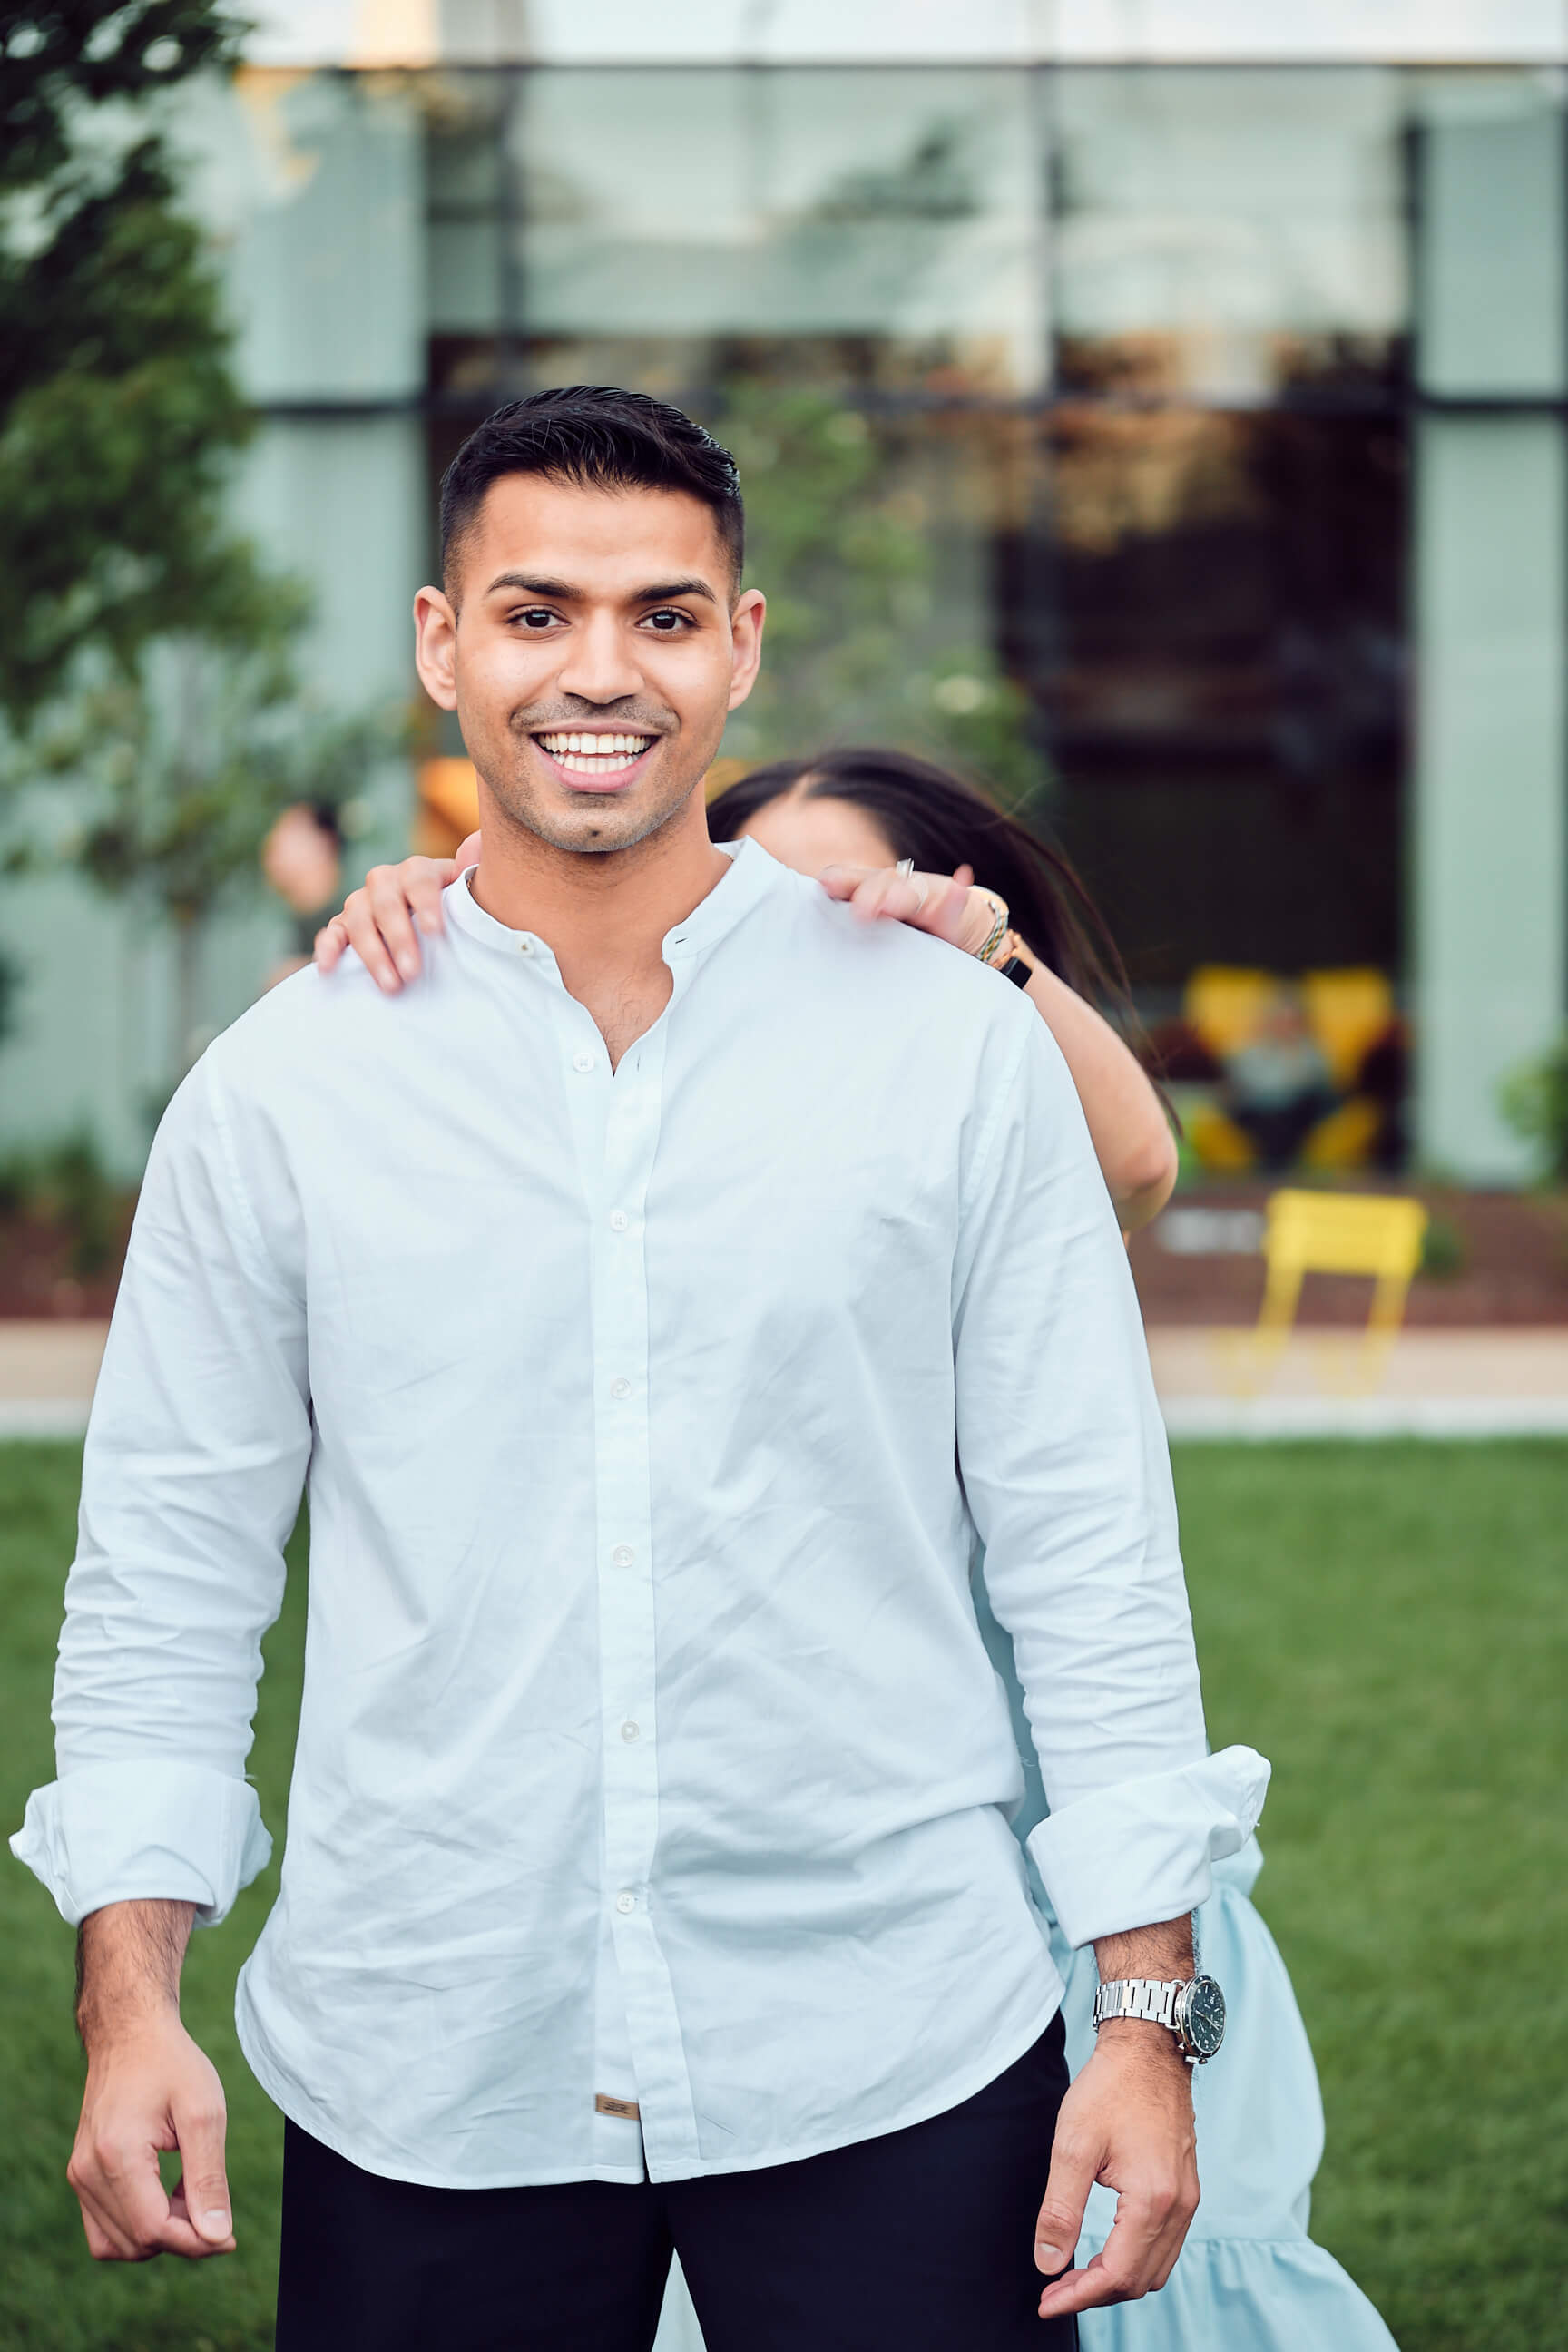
[1093,1914,1193,1994]
[76,1900,196,2050]
[1091,1915,1195,2070]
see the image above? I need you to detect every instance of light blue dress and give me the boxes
[652,1572,1398,2352]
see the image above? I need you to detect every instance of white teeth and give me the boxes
[537,730,654,763]
[562,750,639,774]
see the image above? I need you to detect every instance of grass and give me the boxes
[1,1439,1565,2350]
[1,1446,306,2352]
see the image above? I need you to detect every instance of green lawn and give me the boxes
[1,1438,1564,2351]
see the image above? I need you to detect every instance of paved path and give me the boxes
[1149,1328,1568,1436]
[3,1321,1567,1441]
[0,1322,111,1436]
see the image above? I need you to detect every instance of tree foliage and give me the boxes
[0,4,274,720]
[1500,1034,1568,1185]
[16,632,395,1048]
[716,381,1040,802]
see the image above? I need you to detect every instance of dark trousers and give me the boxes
[275,2017,1078,2351]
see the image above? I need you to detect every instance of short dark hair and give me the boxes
[438,387,745,598]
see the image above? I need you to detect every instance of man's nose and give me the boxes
[555,612,643,707]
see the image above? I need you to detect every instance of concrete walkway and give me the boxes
[1149,1327,1568,1436]
[4,1320,1567,1441]
[0,1322,111,1436]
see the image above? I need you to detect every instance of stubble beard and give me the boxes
[472,704,723,861]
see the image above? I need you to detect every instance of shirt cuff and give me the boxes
[1027,1745,1271,1949]
[9,1761,273,1930]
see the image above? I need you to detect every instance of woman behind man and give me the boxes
[318,748,1397,2352]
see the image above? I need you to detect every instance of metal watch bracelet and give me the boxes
[1092,1972,1227,2063]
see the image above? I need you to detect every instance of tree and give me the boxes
[0,3,274,723]
[17,633,397,1076]
[1500,1035,1568,1187]
[715,381,1040,803]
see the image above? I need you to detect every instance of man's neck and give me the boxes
[468,791,732,1065]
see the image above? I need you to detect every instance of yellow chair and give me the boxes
[1300,1096,1383,1171]
[1183,965,1279,1063]
[1252,1188,1428,1392]
[1299,968,1395,1092]
[1182,1100,1257,1172]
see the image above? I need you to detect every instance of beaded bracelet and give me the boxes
[970,894,1011,966]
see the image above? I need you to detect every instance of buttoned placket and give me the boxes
[522,926,704,2181]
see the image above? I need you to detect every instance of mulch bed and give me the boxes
[1130,1183,1568,1326]
[4,1185,1565,1328]
[0,1210,133,1320]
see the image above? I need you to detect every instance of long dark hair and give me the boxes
[708,747,1145,1045]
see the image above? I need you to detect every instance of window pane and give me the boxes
[1054,67,1406,402]
[516,66,1046,397]
[1020,406,1407,986]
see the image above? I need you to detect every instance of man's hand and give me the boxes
[1033,2022,1199,2320]
[68,1899,235,2262]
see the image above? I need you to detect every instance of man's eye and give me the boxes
[642,609,692,632]
[515,608,558,630]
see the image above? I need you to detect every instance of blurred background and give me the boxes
[1,9,1565,2352]
[3,0,1568,1328]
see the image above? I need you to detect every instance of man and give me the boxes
[13,387,1266,2349]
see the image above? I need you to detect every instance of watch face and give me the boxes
[1184,1975,1227,2058]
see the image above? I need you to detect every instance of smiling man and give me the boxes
[14,387,1266,2352]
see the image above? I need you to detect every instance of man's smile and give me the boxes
[531,728,661,790]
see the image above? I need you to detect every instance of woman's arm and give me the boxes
[1014,950,1177,1233]
[316,840,1176,1231]
[818,863,1177,1233]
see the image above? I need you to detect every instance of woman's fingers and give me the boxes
[365,866,433,983]
[314,856,461,993]
[324,883,400,992]
[408,859,458,937]
[818,863,929,924]
[313,916,349,974]
[818,862,986,949]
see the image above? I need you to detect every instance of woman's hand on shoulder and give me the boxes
[818,861,998,954]
[315,832,482,992]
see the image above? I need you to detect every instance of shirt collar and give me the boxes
[442,833,783,967]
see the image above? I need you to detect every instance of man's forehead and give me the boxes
[469,475,729,594]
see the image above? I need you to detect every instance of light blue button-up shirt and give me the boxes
[13,839,1267,2188]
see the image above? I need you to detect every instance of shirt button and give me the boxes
[610,1377,632,1400]
[573,1049,595,1073]
[612,1544,635,1568]
[621,1720,640,1742]
[518,938,534,956]
[615,1891,636,1915]
[609,1210,628,1232]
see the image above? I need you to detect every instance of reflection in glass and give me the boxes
[510,67,1046,399]
[1054,67,1406,404]
[414,58,1423,1079]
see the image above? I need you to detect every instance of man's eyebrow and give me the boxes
[484,572,579,600]
[482,572,720,609]
[632,578,720,608]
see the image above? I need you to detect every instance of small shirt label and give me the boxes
[594,2092,641,2121]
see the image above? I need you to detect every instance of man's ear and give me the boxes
[414,586,459,711]
[727,588,766,713]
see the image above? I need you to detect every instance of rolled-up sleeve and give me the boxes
[953,1008,1269,1950]
[9,1056,310,1928]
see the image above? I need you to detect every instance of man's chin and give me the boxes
[511,791,686,859]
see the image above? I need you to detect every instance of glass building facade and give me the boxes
[4,7,1564,1184]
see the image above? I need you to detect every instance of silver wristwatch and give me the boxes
[1091,1974,1227,2063]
